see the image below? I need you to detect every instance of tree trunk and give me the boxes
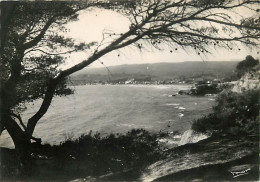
[0,62,32,170]
[2,112,32,175]
[13,134,32,177]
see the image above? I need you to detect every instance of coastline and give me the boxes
[74,83,193,88]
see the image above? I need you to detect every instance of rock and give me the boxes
[178,129,208,146]
[140,135,258,182]
[232,72,260,93]
[178,90,190,95]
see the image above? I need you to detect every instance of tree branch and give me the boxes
[10,113,26,131]
[21,7,85,51]
[26,48,77,56]
[31,136,42,144]
[21,17,56,50]
[193,17,260,31]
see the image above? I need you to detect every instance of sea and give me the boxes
[0,84,214,148]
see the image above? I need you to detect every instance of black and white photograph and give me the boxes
[0,0,259,181]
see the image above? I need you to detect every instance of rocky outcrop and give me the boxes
[178,129,208,146]
[232,71,260,93]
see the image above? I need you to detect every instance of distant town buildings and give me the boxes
[71,76,233,96]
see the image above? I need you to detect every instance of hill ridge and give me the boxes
[71,61,239,83]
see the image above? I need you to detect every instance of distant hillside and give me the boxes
[71,61,238,84]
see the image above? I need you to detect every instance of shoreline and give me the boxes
[73,83,193,88]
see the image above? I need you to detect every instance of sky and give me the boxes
[63,7,260,69]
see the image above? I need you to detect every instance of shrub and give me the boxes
[236,55,259,78]
[192,89,259,135]
[28,129,167,178]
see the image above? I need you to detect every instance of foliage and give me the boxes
[236,55,259,78]
[1,2,93,108]
[192,89,259,135]
[2,129,167,180]
[50,129,164,171]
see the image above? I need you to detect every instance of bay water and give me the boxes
[0,84,214,148]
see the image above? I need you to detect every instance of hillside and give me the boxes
[70,61,238,84]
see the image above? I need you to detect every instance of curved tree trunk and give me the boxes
[3,112,31,161]
[1,81,32,175]
[2,113,32,178]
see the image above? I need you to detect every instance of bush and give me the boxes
[236,55,259,78]
[192,89,259,135]
[28,129,167,179]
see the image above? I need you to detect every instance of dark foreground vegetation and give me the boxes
[1,129,168,181]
